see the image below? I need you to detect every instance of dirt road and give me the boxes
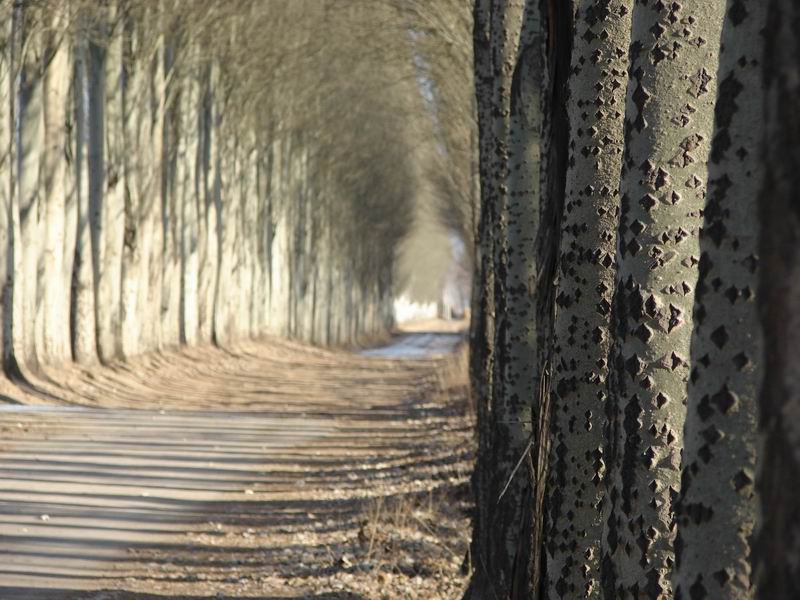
[0,332,472,599]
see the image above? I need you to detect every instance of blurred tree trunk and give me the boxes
[160,34,181,349]
[120,9,148,358]
[93,7,125,362]
[197,63,218,343]
[72,29,98,365]
[0,7,12,374]
[144,33,165,352]
[13,4,43,374]
[179,62,200,346]
[40,5,71,364]
[754,0,800,597]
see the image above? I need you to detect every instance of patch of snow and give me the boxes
[393,296,438,323]
[361,333,461,359]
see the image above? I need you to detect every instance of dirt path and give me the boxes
[0,332,473,599]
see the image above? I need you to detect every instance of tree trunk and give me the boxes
[179,66,200,346]
[13,4,43,374]
[40,5,72,364]
[197,63,217,343]
[753,0,800,597]
[604,2,725,597]
[212,115,233,345]
[95,10,125,362]
[672,1,765,598]
[119,11,149,359]
[144,34,165,352]
[72,32,98,365]
[160,37,181,349]
[544,2,631,598]
[0,6,12,374]
[464,1,510,594]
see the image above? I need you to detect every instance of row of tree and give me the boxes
[464,0,798,598]
[0,0,427,376]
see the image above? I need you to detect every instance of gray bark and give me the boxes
[545,2,631,598]
[604,1,726,597]
[672,1,765,598]
[753,0,800,597]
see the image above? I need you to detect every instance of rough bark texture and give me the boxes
[532,1,573,595]
[492,2,546,597]
[753,0,800,597]
[465,0,499,594]
[544,2,631,598]
[672,1,765,598]
[466,1,532,598]
[603,1,725,598]
[466,1,570,597]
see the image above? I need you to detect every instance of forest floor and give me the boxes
[0,322,474,599]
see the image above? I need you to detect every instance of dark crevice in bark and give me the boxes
[534,0,572,596]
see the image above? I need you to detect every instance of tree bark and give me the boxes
[753,0,800,597]
[604,2,726,597]
[544,2,631,598]
[672,1,765,598]
[464,1,507,594]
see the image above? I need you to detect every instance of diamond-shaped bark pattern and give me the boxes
[635,323,653,343]
[640,194,657,211]
[732,469,753,492]
[710,326,729,348]
[697,395,713,421]
[712,569,731,587]
[689,576,708,600]
[700,425,722,444]
[732,352,750,371]
[627,238,643,256]
[645,295,659,318]
[711,386,738,414]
